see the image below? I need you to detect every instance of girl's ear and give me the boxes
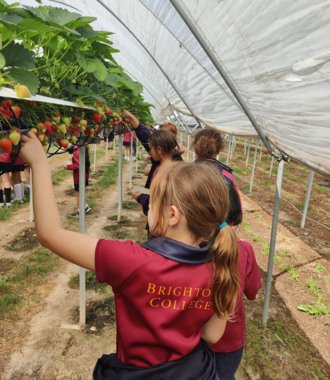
[156,146,162,155]
[168,205,180,227]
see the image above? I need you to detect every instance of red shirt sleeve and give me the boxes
[95,239,150,289]
[241,241,262,300]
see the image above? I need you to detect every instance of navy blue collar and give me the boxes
[195,158,233,174]
[141,237,211,264]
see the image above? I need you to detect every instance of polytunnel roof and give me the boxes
[8,0,330,175]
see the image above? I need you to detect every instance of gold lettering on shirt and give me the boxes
[146,283,212,312]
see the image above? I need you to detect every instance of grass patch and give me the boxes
[4,227,38,252]
[122,201,138,210]
[68,271,109,293]
[52,168,71,185]
[0,294,21,314]
[260,179,272,187]
[0,201,22,221]
[245,319,329,379]
[107,215,131,225]
[97,160,118,188]
[0,258,16,276]
[297,278,329,316]
[0,248,58,317]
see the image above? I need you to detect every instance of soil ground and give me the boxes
[0,141,329,379]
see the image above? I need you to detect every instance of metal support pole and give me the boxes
[129,134,133,188]
[135,144,139,173]
[269,156,275,178]
[78,147,86,326]
[244,139,247,156]
[170,0,275,156]
[186,133,191,162]
[226,137,231,165]
[117,134,123,222]
[29,168,33,222]
[105,136,109,161]
[96,0,202,127]
[245,140,251,167]
[230,136,235,159]
[262,159,285,325]
[249,145,258,193]
[93,143,97,172]
[300,171,315,229]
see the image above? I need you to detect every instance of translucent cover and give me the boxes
[9,0,330,174]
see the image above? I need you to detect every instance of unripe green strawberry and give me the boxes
[9,130,20,145]
[53,115,61,124]
[14,84,31,98]
[59,124,67,134]
[63,117,71,126]
[71,136,77,144]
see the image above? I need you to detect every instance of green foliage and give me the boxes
[297,278,329,316]
[52,167,71,185]
[0,248,58,317]
[69,271,109,293]
[0,0,153,121]
[97,160,118,188]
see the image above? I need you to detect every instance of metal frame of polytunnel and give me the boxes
[94,0,201,128]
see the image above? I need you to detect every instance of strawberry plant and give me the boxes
[0,0,153,126]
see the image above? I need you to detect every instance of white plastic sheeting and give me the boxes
[8,0,330,175]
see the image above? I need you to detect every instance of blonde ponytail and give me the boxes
[210,225,239,318]
[150,162,240,318]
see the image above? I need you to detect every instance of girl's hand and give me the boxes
[121,110,139,128]
[20,132,47,167]
[132,191,141,200]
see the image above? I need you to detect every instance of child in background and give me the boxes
[65,146,91,216]
[20,131,240,379]
[0,152,26,206]
[123,128,136,161]
[193,128,239,192]
[11,154,26,203]
[132,129,181,217]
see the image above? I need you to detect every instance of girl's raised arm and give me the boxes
[20,132,98,271]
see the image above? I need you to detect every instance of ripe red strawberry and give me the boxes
[11,106,21,118]
[0,138,12,154]
[0,105,12,118]
[105,108,112,115]
[60,139,69,149]
[3,99,13,107]
[96,100,103,107]
[44,121,52,136]
[92,113,101,124]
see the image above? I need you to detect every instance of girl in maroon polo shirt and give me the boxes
[19,132,241,380]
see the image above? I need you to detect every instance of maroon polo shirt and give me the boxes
[95,238,215,368]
